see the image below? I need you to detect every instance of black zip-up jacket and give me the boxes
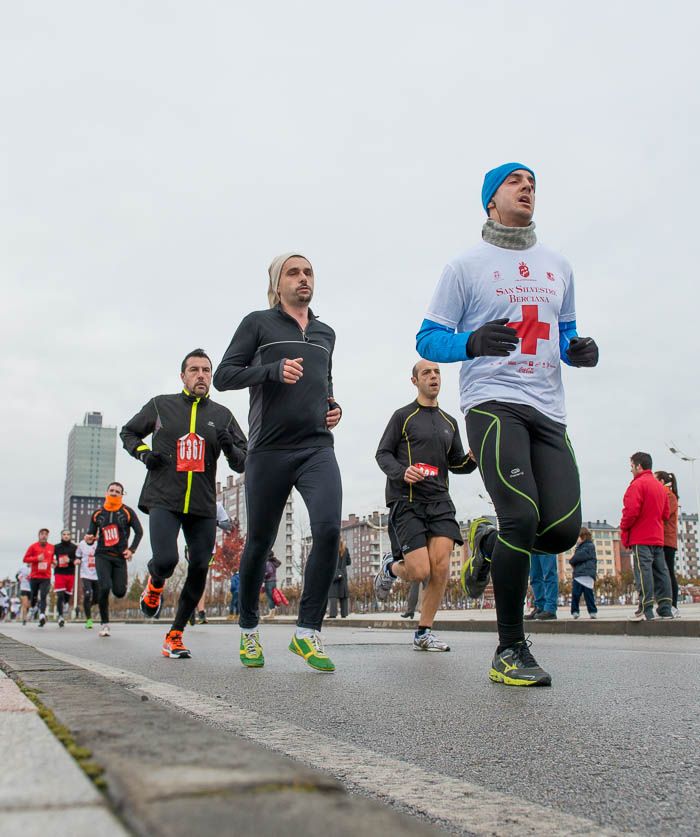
[213,305,337,452]
[120,391,247,517]
[53,541,78,576]
[376,401,477,504]
[88,505,143,558]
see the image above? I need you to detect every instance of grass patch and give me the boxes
[15,680,108,790]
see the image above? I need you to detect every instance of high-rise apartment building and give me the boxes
[216,474,295,585]
[63,412,117,541]
[677,512,699,579]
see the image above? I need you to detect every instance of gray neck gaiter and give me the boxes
[482,219,537,250]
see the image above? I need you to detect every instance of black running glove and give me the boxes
[140,451,167,470]
[467,319,519,358]
[567,337,599,367]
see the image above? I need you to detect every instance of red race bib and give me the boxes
[177,433,206,472]
[103,524,119,548]
[58,555,69,567]
[38,561,48,572]
[87,552,96,569]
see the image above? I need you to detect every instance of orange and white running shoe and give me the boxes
[140,577,164,618]
[162,629,191,659]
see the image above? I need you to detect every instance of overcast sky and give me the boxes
[2,2,698,578]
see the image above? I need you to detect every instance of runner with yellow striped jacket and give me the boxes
[120,349,247,659]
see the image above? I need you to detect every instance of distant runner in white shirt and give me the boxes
[416,163,599,687]
[76,534,99,630]
[16,563,32,624]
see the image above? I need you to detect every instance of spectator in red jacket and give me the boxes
[620,452,672,621]
[23,528,55,627]
[655,470,680,616]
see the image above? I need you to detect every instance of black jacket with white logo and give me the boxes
[120,391,247,517]
[213,305,337,452]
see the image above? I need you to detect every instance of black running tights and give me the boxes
[239,447,342,631]
[96,554,128,624]
[466,401,581,649]
[148,508,216,632]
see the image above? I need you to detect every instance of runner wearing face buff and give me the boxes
[87,481,143,637]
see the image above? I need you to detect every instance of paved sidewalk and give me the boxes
[0,667,127,836]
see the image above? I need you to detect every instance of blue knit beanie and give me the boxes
[481,163,536,213]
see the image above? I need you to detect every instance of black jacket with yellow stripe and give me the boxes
[120,391,247,518]
[375,400,477,505]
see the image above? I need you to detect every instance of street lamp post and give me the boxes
[668,443,700,517]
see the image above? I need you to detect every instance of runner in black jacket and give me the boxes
[214,253,342,673]
[375,360,477,651]
[121,349,247,659]
[53,529,79,627]
[88,483,143,637]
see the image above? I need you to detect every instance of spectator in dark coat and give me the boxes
[327,541,351,618]
[570,527,598,619]
[263,552,281,614]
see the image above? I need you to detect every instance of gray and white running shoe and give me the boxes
[374,553,396,602]
[413,630,450,652]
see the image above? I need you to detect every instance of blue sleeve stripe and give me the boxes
[416,319,472,363]
[559,319,578,366]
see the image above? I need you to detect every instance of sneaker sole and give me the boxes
[162,648,192,658]
[288,645,335,672]
[489,668,551,687]
[240,656,265,668]
[412,645,450,652]
[140,602,162,619]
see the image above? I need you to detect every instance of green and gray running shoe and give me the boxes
[489,640,551,687]
[461,516,496,598]
[289,632,335,672]
[240,630,265,668]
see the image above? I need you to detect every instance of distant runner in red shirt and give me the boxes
[23,528,54,627]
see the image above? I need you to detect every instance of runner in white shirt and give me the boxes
[416,163,598,687]
[76,534,99,630]
[16,563,32,624]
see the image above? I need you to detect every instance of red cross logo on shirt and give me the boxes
[509,305,550,355]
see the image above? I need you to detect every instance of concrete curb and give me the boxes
[0,634,436,837]
[0,659,127,836]
[114,615,700,637]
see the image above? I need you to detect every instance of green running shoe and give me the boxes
[289,632,335,672]
[85,618,93,629]
[240,630,264,668]
[489,640,551,687]
[461,516,495,598]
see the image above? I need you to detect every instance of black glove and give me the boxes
[567,337,599,367]
[140,450,167,470]
[467,319,518,358]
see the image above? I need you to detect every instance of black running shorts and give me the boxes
[388,499,463,556]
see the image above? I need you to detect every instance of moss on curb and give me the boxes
[14,680,108,790]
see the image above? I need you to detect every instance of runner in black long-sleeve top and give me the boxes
[374,360,476,651]
[214,252,342,673]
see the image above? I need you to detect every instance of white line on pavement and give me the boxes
[33,645,634,837]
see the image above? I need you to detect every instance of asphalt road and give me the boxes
[2,620,697,836]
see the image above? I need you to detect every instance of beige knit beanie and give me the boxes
[267,252,308,308]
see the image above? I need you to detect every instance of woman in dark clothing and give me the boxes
[569,527,598,619]
[263,552,281,614]
[327,540,351,618]
[655,470,679,616]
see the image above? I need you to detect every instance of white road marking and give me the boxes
[33,645,633,837]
